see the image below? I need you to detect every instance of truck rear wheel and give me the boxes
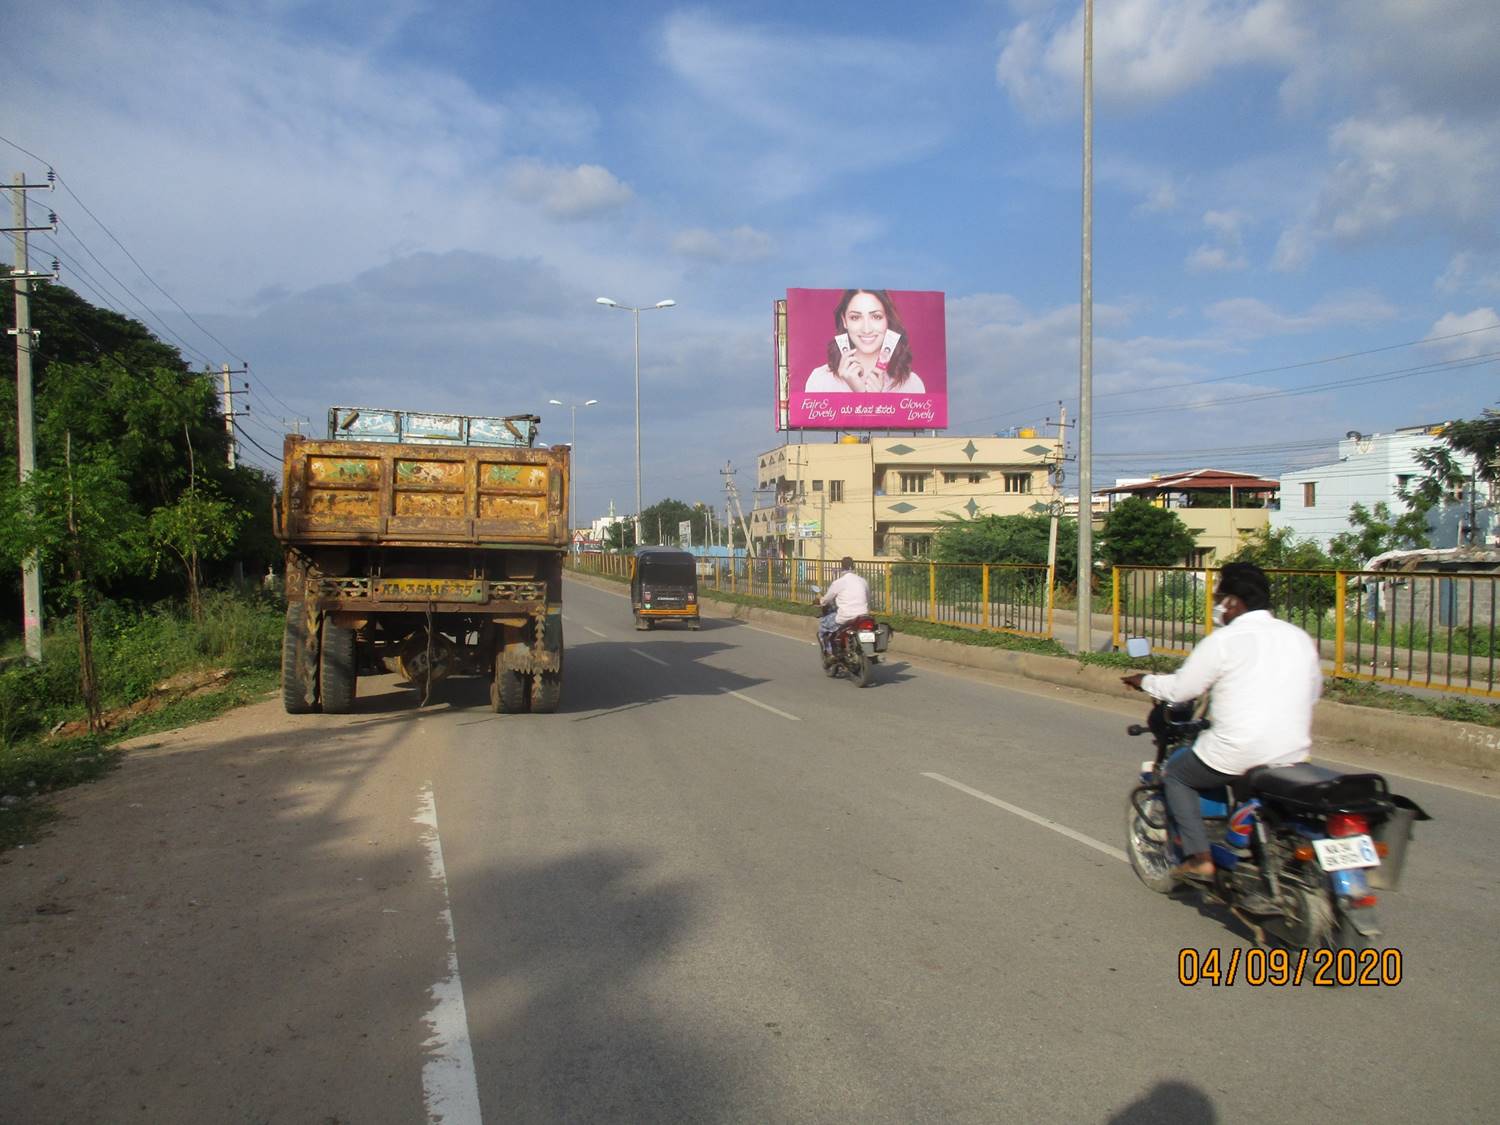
[491,665,529,713]
[319,619,357,714]
[281,606,317,714]
[531,636,563,714]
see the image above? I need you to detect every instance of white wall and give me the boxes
[1272,429,1476,550]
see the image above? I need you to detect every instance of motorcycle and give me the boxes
[809,585,891,688]
[1124,666,1430,951]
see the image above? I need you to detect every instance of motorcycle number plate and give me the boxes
[1313,835,1380,871]
[857,630,877,643]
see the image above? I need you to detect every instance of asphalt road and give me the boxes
[5,574,1498,1123]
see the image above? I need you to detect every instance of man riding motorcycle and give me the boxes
[1121,562,1323,882]
[818,556,871,661]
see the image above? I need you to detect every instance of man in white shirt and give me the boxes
[818,556,871,657]
[1122,562,1323,881]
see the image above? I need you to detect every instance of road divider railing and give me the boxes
[1112,564,1499,699]
[571,553,1055,639]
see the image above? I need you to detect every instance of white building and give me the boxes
[1273,425,1484,550]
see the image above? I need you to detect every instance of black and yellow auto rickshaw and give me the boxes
[630,547,700,630]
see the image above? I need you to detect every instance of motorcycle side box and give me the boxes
[874,622,892,652]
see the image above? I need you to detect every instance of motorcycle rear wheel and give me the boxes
[851,647,872,687]
[1126,792,1177,893]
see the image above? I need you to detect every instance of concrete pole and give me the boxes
[1076,0,1095,654]
[12,173,42,662]
[222,363,237,469]
[633,308,642,548]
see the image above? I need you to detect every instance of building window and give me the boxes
[1004,472,1032,494]
[812,479,823,492]
[1395,474,1413,494]
[1303,482,1316,508]
[905,535,932,557]
[829,480,844,502]
[943,471,984,484]
[900,472,926,493]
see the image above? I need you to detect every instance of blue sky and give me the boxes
[5,0,1498,524]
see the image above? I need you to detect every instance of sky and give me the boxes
[4,0,1498,525]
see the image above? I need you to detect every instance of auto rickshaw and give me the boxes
[630,547,700,630]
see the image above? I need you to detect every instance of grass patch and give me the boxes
[1323,677,1500,728]
[0,588,283,851]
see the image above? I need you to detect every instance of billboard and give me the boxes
[777,288,947,431]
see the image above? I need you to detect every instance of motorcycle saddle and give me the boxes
[1243,762,1389,812]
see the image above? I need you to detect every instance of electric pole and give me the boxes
[7,170,59,663]
[215,363,250,468]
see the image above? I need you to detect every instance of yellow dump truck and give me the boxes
[276,406,569,714]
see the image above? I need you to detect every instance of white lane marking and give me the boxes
[631,648,670,667]
[413,786,483,1125]
[583,625,609,639]
[725,689,800,721]
[922,772,1127,863]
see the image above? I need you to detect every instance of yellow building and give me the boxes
[750,433,1065,560]
[1097,468,1279,565]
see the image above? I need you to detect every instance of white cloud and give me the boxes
[651,10,955,203]
[1276,112,1500,265]
[1425,308,1500,360]
[1186,209,1249,272]
[1437,253,1500,297]
[998,0,1307,117]
[1205,294,1397,338]
[505,160,635,219]
[671,226,775,263]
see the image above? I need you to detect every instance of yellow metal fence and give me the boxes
[1112,565,1500,699]
[571,553,1054,639]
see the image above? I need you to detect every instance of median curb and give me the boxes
[565,570,1500,774]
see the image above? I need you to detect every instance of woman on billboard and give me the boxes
[803,289,927,393]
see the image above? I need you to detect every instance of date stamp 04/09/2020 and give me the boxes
[1178,947,1403,987]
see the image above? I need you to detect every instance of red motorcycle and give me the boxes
[814,595,891,687]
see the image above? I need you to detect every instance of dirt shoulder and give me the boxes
[0,683,450,1122]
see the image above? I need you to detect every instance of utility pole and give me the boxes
[216,363,250,468]
[722,460,757,557]
[7,171,59,663]
[1076,0,1096,654]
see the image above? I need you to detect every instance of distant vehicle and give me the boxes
[276,405,569,715]
[630,547,700,630]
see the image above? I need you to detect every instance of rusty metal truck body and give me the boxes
[276,406,569,714]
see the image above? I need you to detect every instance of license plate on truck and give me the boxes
[1313,835,1380,871]
[374,578,487,602]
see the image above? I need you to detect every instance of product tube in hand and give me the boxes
[874,330,901,385]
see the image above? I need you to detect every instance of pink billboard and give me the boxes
[782,288,947,430]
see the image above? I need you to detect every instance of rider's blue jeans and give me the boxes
[818,614,840,652]
[1164,745,1238,859]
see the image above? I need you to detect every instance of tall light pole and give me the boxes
[548,397,597,550]
[595,296,675,546]
[1076,0,1095,654]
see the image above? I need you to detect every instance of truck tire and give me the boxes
[319,619,357,714]
[531,637,563,714]
[492,665,528,713]
[281,606,317,714]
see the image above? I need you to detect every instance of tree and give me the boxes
[1328,501,1430,569]
[1097,497,1198,566]
[0,440,146,729]
[933,512,1085,584]
[639,498,707,546]
[1227,525,1333,571]
[1406,403,1500,544]
[604,520,637,552]
[1227,525,1338,616]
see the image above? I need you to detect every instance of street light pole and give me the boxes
[595,297,675,547]
[548,397,597,550]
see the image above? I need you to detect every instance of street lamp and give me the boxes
[595,296,676,546]
[547,397,598,549]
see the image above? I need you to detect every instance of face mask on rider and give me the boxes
[1212,597,1229,628]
